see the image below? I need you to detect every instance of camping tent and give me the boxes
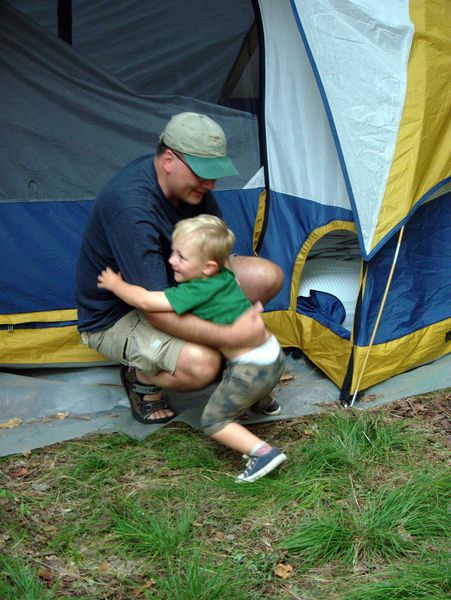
[0,0,260,366]
[1,0,450,403]
[251,0,451,403]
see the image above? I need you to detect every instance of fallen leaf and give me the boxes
[56,412,70,420]
[0,417,22,429]
[10,466,28,478]
[275,563,293,579]
[133,579,156,596]
[279,373,295,384]
[98,561,111,575]
[38,566,56,584]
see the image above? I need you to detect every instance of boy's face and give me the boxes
[169,236,215,283]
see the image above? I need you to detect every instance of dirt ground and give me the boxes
[383,388,451,438]
[257,387,451,449]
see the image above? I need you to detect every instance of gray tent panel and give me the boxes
[1,1,259,200]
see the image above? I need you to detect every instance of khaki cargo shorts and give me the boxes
[80,309,185,377]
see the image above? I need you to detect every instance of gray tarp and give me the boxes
[1,354,450,457]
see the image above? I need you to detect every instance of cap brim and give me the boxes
[183,153,239,179]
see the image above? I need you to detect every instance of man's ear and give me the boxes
[203,261,219,277]
[161,149,175,174]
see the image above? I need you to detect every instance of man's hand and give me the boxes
[223,302,267,348]
[97,267,122,292]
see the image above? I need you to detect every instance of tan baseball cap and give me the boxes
[160,112,239,179]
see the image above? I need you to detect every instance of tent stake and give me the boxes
[350,226,405,407]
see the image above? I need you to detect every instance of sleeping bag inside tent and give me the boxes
[1,0,450,403]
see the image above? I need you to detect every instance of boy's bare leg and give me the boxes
[210,422,266,455]
[211,422,286,483]
[232,256,283,305]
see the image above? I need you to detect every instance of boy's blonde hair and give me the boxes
[172,215,235,268]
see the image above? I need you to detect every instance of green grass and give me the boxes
[111,498,197,558]
[0,555,59,600]
[287,409,420,485]
[150,549,256,599]
[281,469,449,568]
[0,390,449,599]
[344,552,450,599]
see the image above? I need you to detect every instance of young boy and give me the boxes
[97,215,287,482]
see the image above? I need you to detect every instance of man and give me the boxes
[76,112,283,423]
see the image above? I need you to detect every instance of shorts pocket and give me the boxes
[96,330,126,363]
[83,314,138,364]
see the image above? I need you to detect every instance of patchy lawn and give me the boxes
[0,389,449,599]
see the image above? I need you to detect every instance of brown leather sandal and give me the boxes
[120,366,175,424]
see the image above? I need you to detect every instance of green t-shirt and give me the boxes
[164,268,251,325]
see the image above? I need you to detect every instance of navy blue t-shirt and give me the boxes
[75,155,221,332]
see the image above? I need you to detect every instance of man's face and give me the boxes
[169,235,209,283]
[167,150,216,205]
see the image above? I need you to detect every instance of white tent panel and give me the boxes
[260,0,350,210]
[292,0,414,252]
[244,166,265,189]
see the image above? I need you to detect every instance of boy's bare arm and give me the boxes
[98,267,267,349]
[97,267,173,312]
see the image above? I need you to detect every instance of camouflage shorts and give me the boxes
[201,349,286,436]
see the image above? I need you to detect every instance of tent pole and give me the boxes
[350,226,405,407]
[57,0,72,45]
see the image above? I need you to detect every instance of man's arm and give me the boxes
[98,266,267,349]
[146,302,266,349]
[97,267,173,312]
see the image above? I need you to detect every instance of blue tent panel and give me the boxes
[0,200,92,314]
[359,193,451,346]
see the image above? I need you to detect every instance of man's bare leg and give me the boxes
[232,256,283,305]
[131,255,283,421]
[135,342,222,420]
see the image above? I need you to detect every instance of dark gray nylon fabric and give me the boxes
[0,1,259,200]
